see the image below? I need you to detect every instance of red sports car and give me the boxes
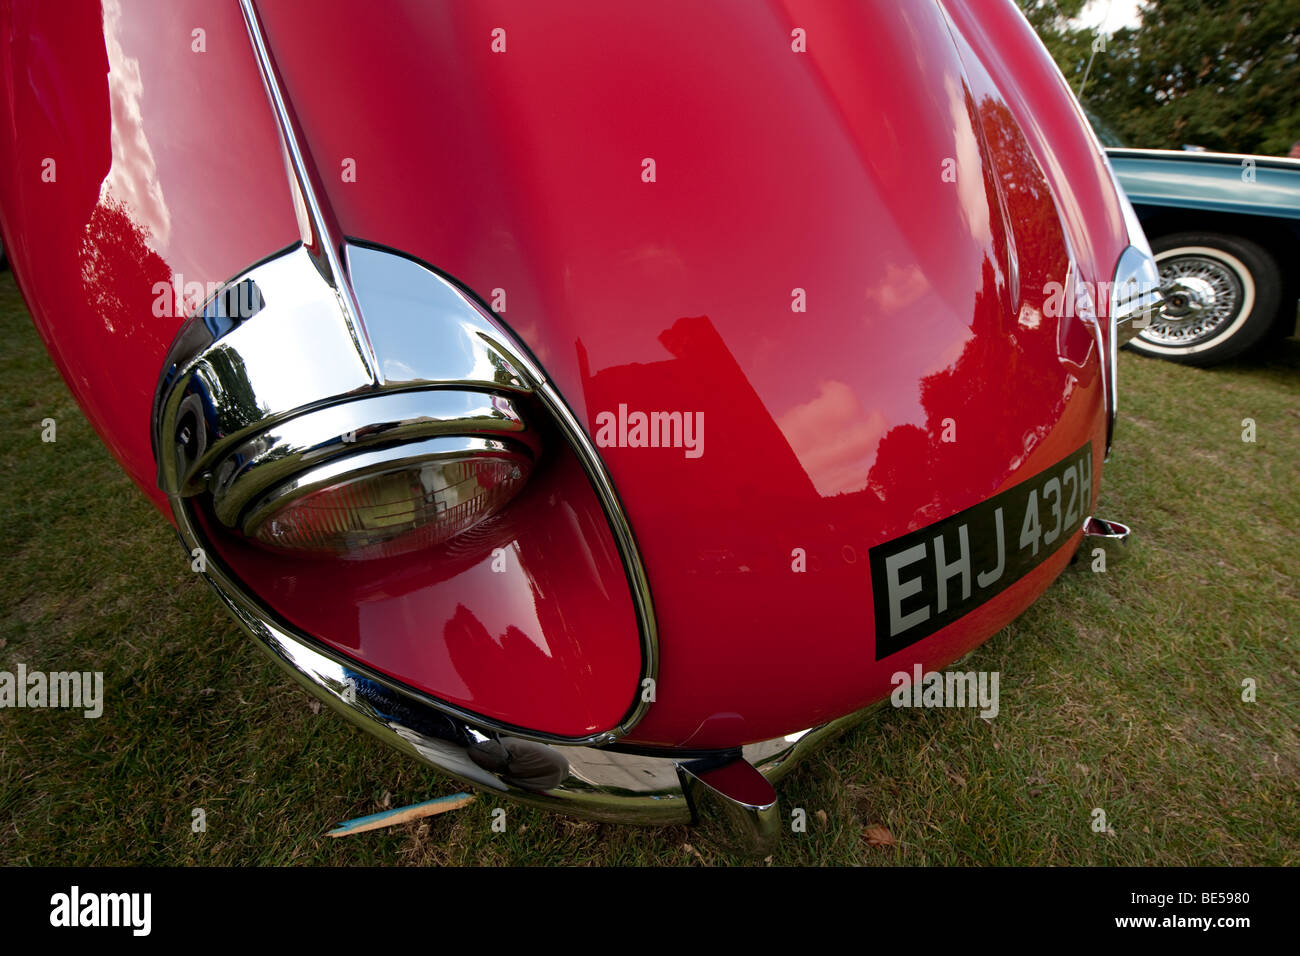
[0,0,1158,851]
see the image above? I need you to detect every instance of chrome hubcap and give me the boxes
[1142,254,1243,346]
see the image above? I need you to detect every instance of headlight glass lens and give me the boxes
[249,453,530,559]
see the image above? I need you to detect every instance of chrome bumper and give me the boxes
[224,564,870,853]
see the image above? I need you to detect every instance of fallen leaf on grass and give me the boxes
[1025,774,1044,798]
[863,824,896,847]
[681,842,706,863]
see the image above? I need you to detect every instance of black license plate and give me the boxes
[869,443,1093,660]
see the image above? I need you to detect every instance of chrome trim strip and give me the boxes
[237,0,380,384]
[1107,244,1164,452]
[1105,147,1300,170]
[531,380,659,738]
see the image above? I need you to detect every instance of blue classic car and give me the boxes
[1095,131,1300,365]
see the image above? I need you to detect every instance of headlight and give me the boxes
[153,244,542,561]
[1101,152,1164,348]
[1098,148,1163,452]
[244,437,531,559]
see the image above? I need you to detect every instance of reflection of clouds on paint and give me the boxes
[866,263,928,315]
[932,329,970,373]
[99,0,170,251]
[777,380,886,498]
[944,73,991,248]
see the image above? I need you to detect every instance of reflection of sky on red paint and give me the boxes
[92,0,301,288]
[250,0,1038,495]
[99,0,171,255]
[776,380,886,497]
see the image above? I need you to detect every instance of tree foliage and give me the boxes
[1021,0,1300,155]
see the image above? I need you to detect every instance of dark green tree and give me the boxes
[1019,0,1095,81]
[1022,0,1300,156]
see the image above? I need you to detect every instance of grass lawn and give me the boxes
[1,268,1296,866]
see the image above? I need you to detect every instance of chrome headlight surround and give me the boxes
[1110,244,1164,348]
[152,240,659,745]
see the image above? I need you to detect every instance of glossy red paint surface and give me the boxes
[3,0,1131,748]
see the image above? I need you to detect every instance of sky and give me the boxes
[1074,0,1145,32]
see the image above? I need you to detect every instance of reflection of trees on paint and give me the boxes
[78,195,172,334]
[975,94,1066,300]
[918,256,1062,494]
[868,251,1065,526]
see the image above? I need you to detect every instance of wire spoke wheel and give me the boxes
[1145,253,1243,346]
[1127,233,1280,366]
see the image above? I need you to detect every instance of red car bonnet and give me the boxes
[250,0,1110,746]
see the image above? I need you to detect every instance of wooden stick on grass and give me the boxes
[327,793,475,838]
